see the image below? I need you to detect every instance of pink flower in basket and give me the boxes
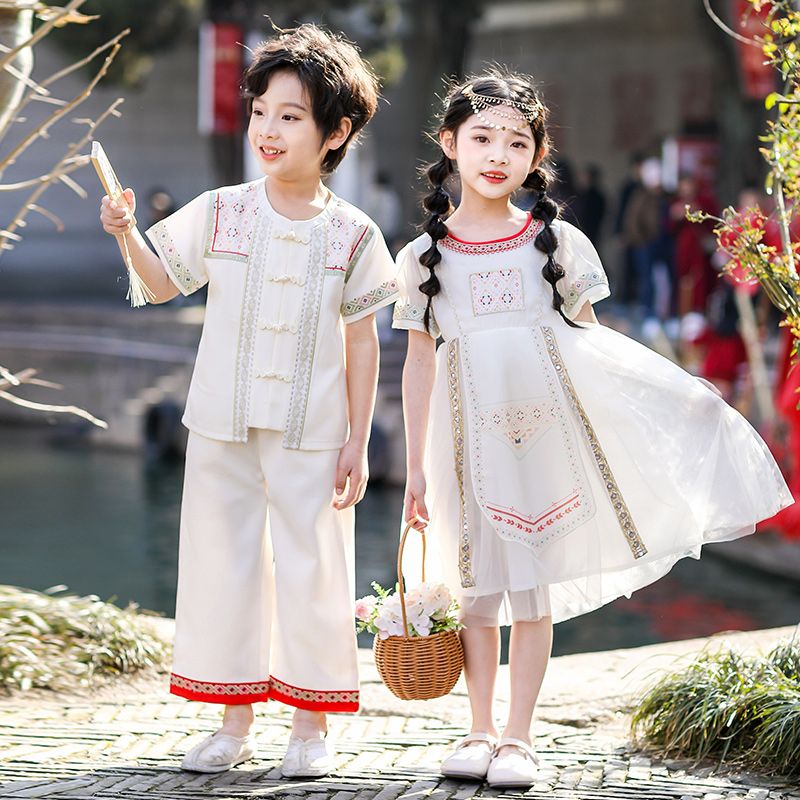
[355,581,461,640]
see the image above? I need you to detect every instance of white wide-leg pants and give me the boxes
[169,429,359,711]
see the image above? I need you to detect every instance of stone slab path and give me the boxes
[1,625,797,800]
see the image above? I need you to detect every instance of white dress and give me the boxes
[392,215,792,625]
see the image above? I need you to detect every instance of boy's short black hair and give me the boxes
[241,24,379,174]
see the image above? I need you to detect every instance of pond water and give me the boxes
[2,426,799,658]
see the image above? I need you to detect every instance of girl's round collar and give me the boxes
[441,212,543,254]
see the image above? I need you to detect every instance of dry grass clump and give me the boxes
[632,636,800,776]
[0,585,168,693]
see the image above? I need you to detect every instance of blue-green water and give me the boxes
[2,427,799,657]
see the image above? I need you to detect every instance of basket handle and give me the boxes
[397,519,427,639]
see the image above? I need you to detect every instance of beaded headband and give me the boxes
[461,83,543,132]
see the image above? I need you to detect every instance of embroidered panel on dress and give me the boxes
[562,270,608,316]
[441,217,544,255]
[486,491,583,538]
[204,183,260,262]
[458,329,594,552]
[149,221,205,294]
[341,278,399,318]
[470,268,524,316]
[283,225,327,450]
[232,216,270,442]
[541,325,648,559]
[447,338,475,588]
[478,397,558,458]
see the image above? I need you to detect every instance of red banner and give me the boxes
[198,22,244,136]
[731,0,775,99]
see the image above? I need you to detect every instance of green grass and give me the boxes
[0,585,169,693]
[631,636,800,776]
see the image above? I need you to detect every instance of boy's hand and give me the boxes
[100,187,136,235]
[332,440,368,510]
[403,470,429,531]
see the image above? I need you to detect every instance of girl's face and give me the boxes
[441,108,540,201]
[247,69,349,183]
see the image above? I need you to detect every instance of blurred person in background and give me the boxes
[574,163,607,249]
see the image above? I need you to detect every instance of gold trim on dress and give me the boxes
[447,338,475,587]
[541,326,648,560]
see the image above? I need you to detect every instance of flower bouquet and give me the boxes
[356,522,464,700]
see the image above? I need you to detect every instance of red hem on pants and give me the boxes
[170,673,270,704]
[169,672,359,711]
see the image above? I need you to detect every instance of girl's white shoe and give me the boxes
[180,731,256,772]
[280,733,334,778]
[440,732,497,780]
[486,737,539,788]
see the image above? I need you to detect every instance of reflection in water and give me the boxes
[1,427,799,658]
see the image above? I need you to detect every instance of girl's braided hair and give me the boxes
[419,70,578,331]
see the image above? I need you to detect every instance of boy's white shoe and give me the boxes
[180,731,257,772]
[486,737,539,788]
[440,732,496,780]
[280,733,334,778]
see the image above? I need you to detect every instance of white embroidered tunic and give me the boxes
[147,178,398,449]
[392,215,791,624]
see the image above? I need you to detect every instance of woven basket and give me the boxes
[373,521,464,700]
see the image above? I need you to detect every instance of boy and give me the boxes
[100,24,397,778]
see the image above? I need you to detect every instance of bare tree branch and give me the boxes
[0,96,124,248]
[703,0,764,46]
[0,0,86,72]
[0,39,123,175]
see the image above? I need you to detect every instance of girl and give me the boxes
[393,71,791,789]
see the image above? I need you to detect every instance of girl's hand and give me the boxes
[332,440,369,510]
[403,470,429,531]
[100,187,136,236]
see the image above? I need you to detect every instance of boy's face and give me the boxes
[441,109,539,202]
[247,69,342,182]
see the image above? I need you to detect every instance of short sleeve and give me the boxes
[391,243,440,339]
[145,192,210,296]
[340,222,399,323]
[555,221,611,321]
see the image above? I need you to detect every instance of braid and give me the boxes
[525,166,580,329]
[418,154,453,333]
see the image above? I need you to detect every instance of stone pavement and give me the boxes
[0,624,798,800]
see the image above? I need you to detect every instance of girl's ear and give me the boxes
[326,117,353,152]
[529,144,549,175]
[439,129,457,160]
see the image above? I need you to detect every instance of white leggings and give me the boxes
[458,586,552,628]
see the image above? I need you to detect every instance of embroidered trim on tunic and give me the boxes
[562,270,608,316]
[341,278,399,317]
[169,673,359,710]
[149,222,205,294]
[232,216,270,442]
[447,339,475,588]
[469,268,524,316]
[204,185,259,262]
[442,217,544,255]
[344,225,375,284]
[541,326,648,559]
[283,225,327,450]
[326,208,368,275]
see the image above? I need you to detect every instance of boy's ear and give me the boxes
[326,117,353,152]
[439,130,456,160]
